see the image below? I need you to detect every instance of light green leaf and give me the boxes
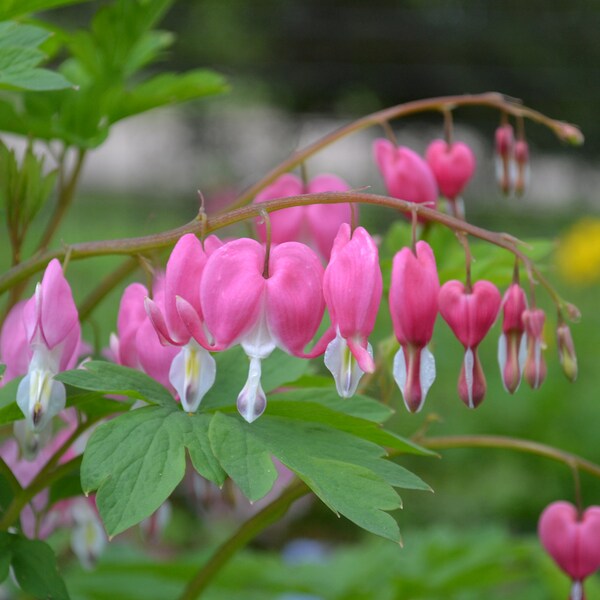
[208,412,277,502]
[0,22,50,48]
[0,67,73,91]
[57,361,175,407]
[9,534,70,599]
[81,406,225,536]
[112,70,228,121]
[0,0,92,20]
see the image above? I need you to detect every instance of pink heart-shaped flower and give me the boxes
[425,139,476,200]
[539,501,600,581]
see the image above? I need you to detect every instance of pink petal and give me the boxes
[201,239,266,349]
[0,301,31,382]
[136,319,178,391]
[266,242,325,355]
[425,139,476,200]
[254,173,304,244]
[390,241,439,347]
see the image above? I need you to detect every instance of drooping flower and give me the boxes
[439,280,501,408]
[0,301,31,384]
[522,308,547,389]
[425,139,476,201]
[15,260,81,433]
[514,139,530,196]
[144,234,222,412]
[201,238,325,422]
[389,241,439,412]
[538,501,600,600]
[373,139,438,214]
[323,224,382,398]
[497,283,527,393]
[254,173,352,260]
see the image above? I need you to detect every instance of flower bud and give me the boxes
[425,139,476,201]
[439,280,501,408]
[538,501,600,599]
[494,124,514,195]
[497,284,527,394]
[522,308,547,389]
[557,322,578,382]
[514,139,530,196]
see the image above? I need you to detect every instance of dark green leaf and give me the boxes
[0,364,5,377]
[10,535,70,599]
[48,462,82,506]
[266,399,432,456]
[81,406,224,536]
[0,532,11,583]
[0,377,23,426]
[208,412,277,502]
[57,361,175,407]
[268,387,394,423]
[66,391,132,418]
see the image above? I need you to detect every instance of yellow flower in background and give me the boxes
[556,217,600,285]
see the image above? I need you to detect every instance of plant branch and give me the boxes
[178,479,309,600]
[228,92,583,209]
[0,191,572,315]
[418,435,600,479]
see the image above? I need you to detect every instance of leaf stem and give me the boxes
[178,479,309,600]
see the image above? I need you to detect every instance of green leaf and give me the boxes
[56,361,175,407]
[10,535,70,599]
[48,463,82,506]
[112,70,228,121]
[0,377,23,426]
[0,532,11,583]
[265,399,432,456]
[0,0,92,20]
[208,412,278,502]
[269,387,394,423]
[0,22,50,48]
[81,406,225,537]
[0,364,5,377]
[303,457,402,541]
[66,391,132,419]
[0,67,73,91]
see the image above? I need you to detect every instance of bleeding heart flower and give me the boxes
[425,139,476,201]
[201,238,325,422]
[144,234,222,412]
[439,280,501,408]
[514,139,530,196]
[373,139,438,214]
[389,241,439,412]
[539,501,600,600]
[497,283,527,394]
[254,173,352,260]
[323,224,382,398]
[14,260,81,433]
[522,308,547,389]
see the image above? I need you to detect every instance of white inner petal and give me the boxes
[237,356,267,423]
[169,340,216,413]
[464,347,474,409]
[392,348,407,398]
[419,346,436,402]
[324,332,368,398]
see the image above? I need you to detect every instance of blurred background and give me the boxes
[3,1,600,598]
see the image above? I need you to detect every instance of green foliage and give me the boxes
[0,21,74,91]
[0,0,228,148]
[73,355,429,542]
[0,0,91,20]
[0,532,70,599]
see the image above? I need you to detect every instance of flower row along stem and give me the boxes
[0,191,573,320]
[229,91,583,209]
